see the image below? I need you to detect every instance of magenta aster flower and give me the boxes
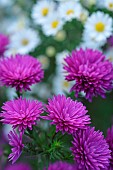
[5,163,32,170]
[106,126,113,165]
[0,33,9,56]
[64,48,113,102]
[71,127,111,170]
[8,130,24,164]
[47,161,77,170]
[1,97,43,132]
[44,95,90,134]
[0,54,44,92]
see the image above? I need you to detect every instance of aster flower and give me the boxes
[8,130,24,164]
[0,54,44,92]
[64,48,113,102]
[46,161,77,170]
[0,33,9,56]
[44,95,90,134]
[71,126,111,170]
[106,126,113,165]
[1,97,43,132]
[105,0,113,11]
[84,11,113,43]
[8,28,40,55]
[5,163,32,170]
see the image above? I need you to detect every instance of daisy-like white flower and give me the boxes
[9,28,40,54]
[58,1,82,21]
[42,14,64,36]
[84,11,113,43]
[31,0,55,25]
[105,0,113,11]
[1,97,43,133]
[8,130,24,164]
[82,30,106,49]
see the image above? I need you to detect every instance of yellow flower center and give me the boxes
[21,39,29,46]
[109,3,113,9]
[95,22,105,32]
[51,20,59,28]
[66,9,74,15]
[63,81,69,88]
[42,8,49,16]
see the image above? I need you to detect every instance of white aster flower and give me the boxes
[9,28,40,54]
[53,75,73,95]
[58,1,82,21]
[32,0,55,25]
[84,11,113,42]
[7,16,29,34]
[82,30,106,49]
[78,9,89,23]
[56,50,69,73]
[105,47,113,63]
[105,0,113,11]
[42,14,64,36]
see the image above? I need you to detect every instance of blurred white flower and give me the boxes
[42,14,64,36]
[105,47,113,63]
[56,50,69,73]
[105,0,113,11]
[6,88,17,100]
[32,0,55,25]
[78,9,89,23]
[81,0,96,7]
[96,0,105,8]
[82,30,106,49]
[7,16,29,34]
[8,28,40,54]
[84,11,113,43]
[58,0,82,21]
[0,0,13,7]
[53,75,73,95]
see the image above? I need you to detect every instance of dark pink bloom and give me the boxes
[8,130,24,164]
[106,126,113,165]
[44,95,90,134]
[0,54,44,92]
[1,97,43,132]
[71,127,111,170]
[0,33,9,56]
[5,162,32,170]
[64,48,113,102]
[47,161,78,170]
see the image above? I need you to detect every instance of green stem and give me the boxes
[16,90,22,98]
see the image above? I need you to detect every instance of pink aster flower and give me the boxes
[64,48,113,102]
[0,33,9,56]
[5,163,32,170]
[106,126,113,165]
[71,126,111,170]
[44,95,90,134]
[46,161,78,170]
[0,54,44,92]
[8,130,24,164]
[1,97,43,133]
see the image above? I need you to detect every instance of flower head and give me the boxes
[47,161,77,170]
[8,130,24,164]
[1,97,43,132]
[84,11,113,43]
[64,48,113,102]
[5,163,32,170]
[44,94,90,134]
[8,28,40,55]
[106,126,113,165]
[0,54,44,92]
[0,33,9,56]
[71,127,111,170]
